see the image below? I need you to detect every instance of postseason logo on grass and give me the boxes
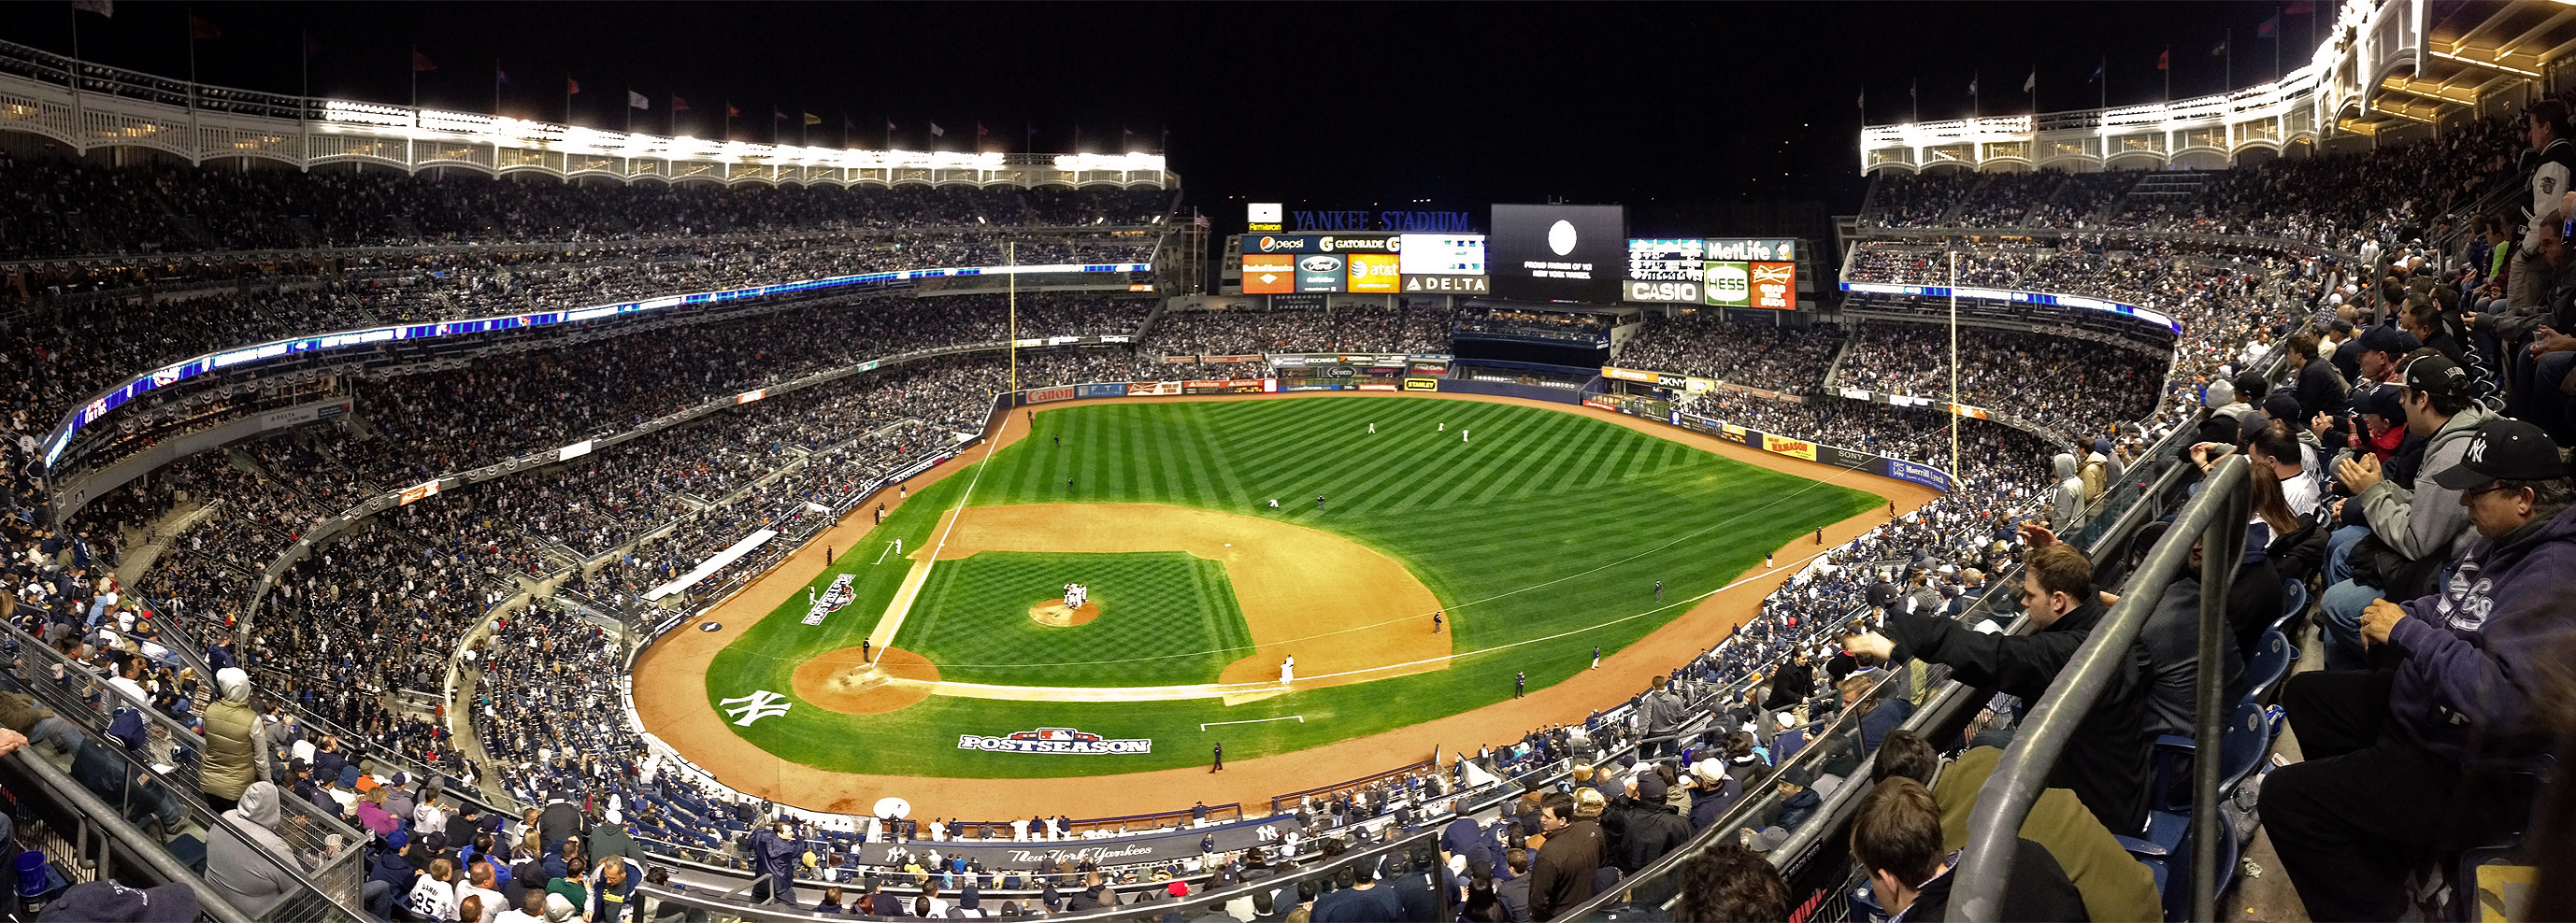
[803,574,855,626]
[959,727,1153,755]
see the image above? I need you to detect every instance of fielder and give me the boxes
[1463,430,1470,443]
[1267,498,1279,509]
[1279,655,1295,685]
[1368,423,1376,433]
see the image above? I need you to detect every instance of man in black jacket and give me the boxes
[1844,529,2150,834]
[2288,334,2348,423]
[1610,774,1692,873]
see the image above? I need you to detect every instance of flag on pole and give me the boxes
[189,13,221,40]
[2283,0,2313,13]
[977,122,990,136]
[2023,69,2036,93]
[412,50,436,72]
[70,0,112,17]
[2211,36,2228,55]
[627,91,648,109]
[2089,62,2104,82]
[2257,13,2279,37]
[494,64,510,87]
[802,112,821,126]
[772,107,785,121]
[930,122,945,136]
[566,78,580,94]
[1968,76,1978,96]
[2156,50,2169,69]
[670,95,689,112]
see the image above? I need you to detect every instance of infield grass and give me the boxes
[705,395,1885,779]
[895,550,1254,688]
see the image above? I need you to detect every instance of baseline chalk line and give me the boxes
[1201,716,1304,731]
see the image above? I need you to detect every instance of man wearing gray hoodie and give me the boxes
[208,780,306,918]
[198,667,269,815]
[2047,453,2086,532]
[2319,355,2491,669]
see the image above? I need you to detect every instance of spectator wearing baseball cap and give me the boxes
[2266,418,2576,920]
[2320,353,2493,671]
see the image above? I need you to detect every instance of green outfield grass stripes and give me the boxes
[708,396,1886,778]
[894,551,1252,688]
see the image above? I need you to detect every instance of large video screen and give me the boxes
[1490,205,1624,303]
[1397,234,1487,276]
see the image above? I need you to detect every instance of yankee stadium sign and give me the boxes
[959,727,1153,755]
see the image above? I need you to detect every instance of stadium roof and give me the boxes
[2367,0,2576,130]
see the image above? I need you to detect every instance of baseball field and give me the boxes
[637,394,1888,805]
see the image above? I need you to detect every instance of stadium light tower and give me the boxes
[1949,248,1959,484]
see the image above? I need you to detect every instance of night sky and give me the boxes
[0,2,2316,234]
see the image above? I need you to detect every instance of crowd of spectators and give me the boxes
[1832,322,2167,437]
[0,155,1173,259]
[1612,316,1845,393]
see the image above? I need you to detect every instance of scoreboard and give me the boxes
[1624,238,1801,310]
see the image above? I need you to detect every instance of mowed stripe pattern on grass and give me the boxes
[979,397,1866,655]
[894,551,1253,688]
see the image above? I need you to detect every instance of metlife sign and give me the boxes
[1241,234,1399,255]
[1706,239,1796,261]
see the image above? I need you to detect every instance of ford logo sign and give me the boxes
[1300,256,1342,272]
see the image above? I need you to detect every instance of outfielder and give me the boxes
[1368,423,1376,433]
[1267,498,1279,509]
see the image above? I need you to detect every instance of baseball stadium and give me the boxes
[0,1,2570,921]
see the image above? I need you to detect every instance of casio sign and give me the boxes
[1626,281,1701,303]
[1300,256,1343,273]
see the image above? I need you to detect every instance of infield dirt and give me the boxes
[628,391,1937,817]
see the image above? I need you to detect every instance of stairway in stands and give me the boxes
[2108,171,2214,225]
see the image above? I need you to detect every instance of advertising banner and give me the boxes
[1025,386,1079,404]
[855,815,1292,870]
[1814,444,1876,470]
[1704,262,1752,307]
[737,389,767,405]
[1242,254,1295,294]
[1240,234,1399,254]
[1761,433,1817,462]
[1281,382,1351,391]
[1200,354,1261,363]
[1750,262,1797,310]
[1404,377,1439,390]
[1183,379,1227,394]
[1160,355,1197,363]
[558,440,594,462]
[1247,202,1283,233]
[1269,293,1328,311]
[1705,238,1796,261]
[1489,204,1624,303]
[1882,458,1953,491]
[1074,382,1128,399]
[1347,253,1402,293]
[1127,381,1183,396]
[1624,280,1702,303]
[1357,383,1398,390]
[1409,362,1449,375]
[398,480,442,505]
[1601,366,1657,383]
[1295,254,1347,292]
[1400,275,1490,294]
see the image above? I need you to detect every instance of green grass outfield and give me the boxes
[700,395,1884,779]
[894,550,1254,688]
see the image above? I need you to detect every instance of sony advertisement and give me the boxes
[1489,204,1625,303]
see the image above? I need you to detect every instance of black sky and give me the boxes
[0,2,2316,234]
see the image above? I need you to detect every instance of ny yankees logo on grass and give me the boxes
[721,690,793,726]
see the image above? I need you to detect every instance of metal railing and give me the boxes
[1952,455,2250,922]
[630,823,1441,923]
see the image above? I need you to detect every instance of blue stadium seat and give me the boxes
[2148,700,2272,816]
[2271,579,2310,638]
[2242,630,2294,704]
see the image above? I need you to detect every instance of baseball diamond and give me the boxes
[637,393,1888,801]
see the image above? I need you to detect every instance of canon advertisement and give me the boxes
[1489,204,1624,303]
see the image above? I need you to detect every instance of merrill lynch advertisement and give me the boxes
[855,816,1294,870]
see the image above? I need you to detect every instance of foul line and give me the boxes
[872,543,894,565]
[1201,716,1304,731]
[865,413,1010,651]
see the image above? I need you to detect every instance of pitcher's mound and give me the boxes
[792,647,939,715]
[1028,597,1102,627]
